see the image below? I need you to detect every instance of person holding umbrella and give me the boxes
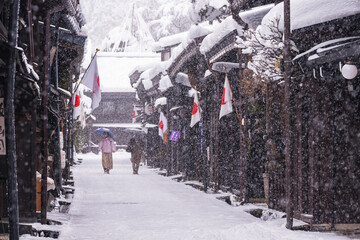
[98,131,116,174]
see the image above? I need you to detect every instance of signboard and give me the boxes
[0,98,6,155]
[169,130,181,142]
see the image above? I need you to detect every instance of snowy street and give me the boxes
[23,151,349,240]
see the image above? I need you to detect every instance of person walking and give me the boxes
[99,132,116,174]
[127,137,141,174]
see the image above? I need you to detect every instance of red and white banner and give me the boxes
[190,92,201,128]
[219,75,233,120]
[73,88,87,129]
[82,55,101,111]
[158,112,168,140]
[73,87,82,120]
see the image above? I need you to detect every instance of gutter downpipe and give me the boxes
[6,0,21,239]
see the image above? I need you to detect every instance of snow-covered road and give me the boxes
[34,151,351,240]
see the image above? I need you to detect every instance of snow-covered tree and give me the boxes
[237,17,299,82]
[96,0,229,52]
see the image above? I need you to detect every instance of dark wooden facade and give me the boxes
[0,0,86,231]
[288,15,360,225]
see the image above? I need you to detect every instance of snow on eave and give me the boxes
[293,36,360,62]
[200,16,243,55]
[154,97,167,107]
[261,0,360,32]
[142,78,153,90]
[128,60,161,78]
[139,67,161,90]
[175,72,191,87]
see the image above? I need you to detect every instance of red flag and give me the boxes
[82,55,101,111]
[190,92,201,128]
[219,75,233,120]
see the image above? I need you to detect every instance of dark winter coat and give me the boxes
[128,139,141,163]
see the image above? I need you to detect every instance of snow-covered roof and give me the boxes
[159,75,173,92]
[262,0,360,32]
[96,52,160,93]
[152,32,188,52]
[186,24,213,44]
[239,4,274,30]
[200,16,243,54]
[136,60,173,91]
[139,68,160,90]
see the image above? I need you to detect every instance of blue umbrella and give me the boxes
[94,127,114,137]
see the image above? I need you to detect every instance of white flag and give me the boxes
[73,88,82,120]
[82,55,101,111]
[80,102,86,129]
[190,92,201,128]
[219,75,233,120]
[158,112,168,140]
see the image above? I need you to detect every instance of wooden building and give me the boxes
[0,0,86,233]
[290,9,360,226]
[258,0,360,227]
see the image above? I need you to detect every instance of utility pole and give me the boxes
[6,0,21,239]
[283,0,293,230]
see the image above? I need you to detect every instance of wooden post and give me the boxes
[6,0,21,238]
[41,9,51,225]
[283,0,293,229]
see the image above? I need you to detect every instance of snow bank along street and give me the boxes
[21,151,352,240]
